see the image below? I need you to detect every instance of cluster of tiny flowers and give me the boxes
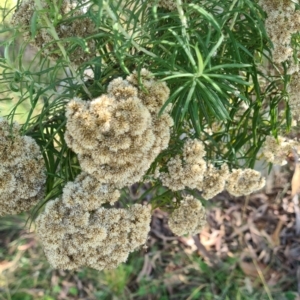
[157,0,177,10]
[226,169,266,197]
[160,139,207,191]
[160,139,229,198]
[258,0,300,66]
[0,118,46,216]
[153,0,192,11]
[62,172,120,210]
[65,69,173,188]
[126,69,173,153]
[36,172,151,270]
[37,70,172,270]
[262,135,300,165]
[168,195,206,236]
[202,122,222,136]
[161,139,265,198]
[11,0,96,66]
[199,164,229,199]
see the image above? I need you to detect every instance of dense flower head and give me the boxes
[158,0,177,10]
[65,70,173,188]
[11,0,96,66]
[168,195,206,236]
[160,139,207,191]
[226,169,266,197]
[160,138,265,198]
[36,195,151,270]
[262,135,300,165]
[258,0,300,66]
[126,69,173,155]
[127,69,171,115]
[0,118,46,216]
[147,0,177,11]
[160,139,229,199]
[199,164,229,199]
[62,172,120,211]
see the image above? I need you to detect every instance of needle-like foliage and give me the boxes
[0,0,299,257]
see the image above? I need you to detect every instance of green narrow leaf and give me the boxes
[250,66,262,103]
[194,45,204,75]
[196,79,229,120]
[224,28,242,62]
[203,34,224,68]
[189,99,201,137]
[168,28,197,69]
[207,73,250,85]
[189,4,221,32]
[30,11,38,38]
[94,58,102,81]
[181,80,196,118]
[202,74,228,96]
[207,63,251,72]
[158,81,190,116]
[285,102,292,132]
[252,102,261,146]
[195,89,210,125]
[9,82,19,92]
[173,89,189,130]
[247,139,265,169]
[161,73,194,81]
[233,132,251,151]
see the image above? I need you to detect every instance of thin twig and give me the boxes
[34,0,92,99]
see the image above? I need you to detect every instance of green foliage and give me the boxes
[0,0,297,211]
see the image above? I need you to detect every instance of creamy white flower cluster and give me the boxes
[160,139,265,198]
[226,169,266,197]
[36,173,151,270]
[166,161,265,236]
[262,135,300,165]
[157,0,177,11]
[0,118,46,216]
[168,195,206,236]
[160,139,207,190]
[11,0,96,66]
[37,70,173,270]
[153,0,192,11]
[258,0,300,67]
[65,69,173,188]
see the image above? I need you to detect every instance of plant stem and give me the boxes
[176,0,189,42]
[102,0,157,58]
[34,0,92,99]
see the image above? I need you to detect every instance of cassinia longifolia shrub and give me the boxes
[0,0,299,271]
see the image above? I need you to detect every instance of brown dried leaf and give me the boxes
[271,217,285,246]
[239,256,270,280]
